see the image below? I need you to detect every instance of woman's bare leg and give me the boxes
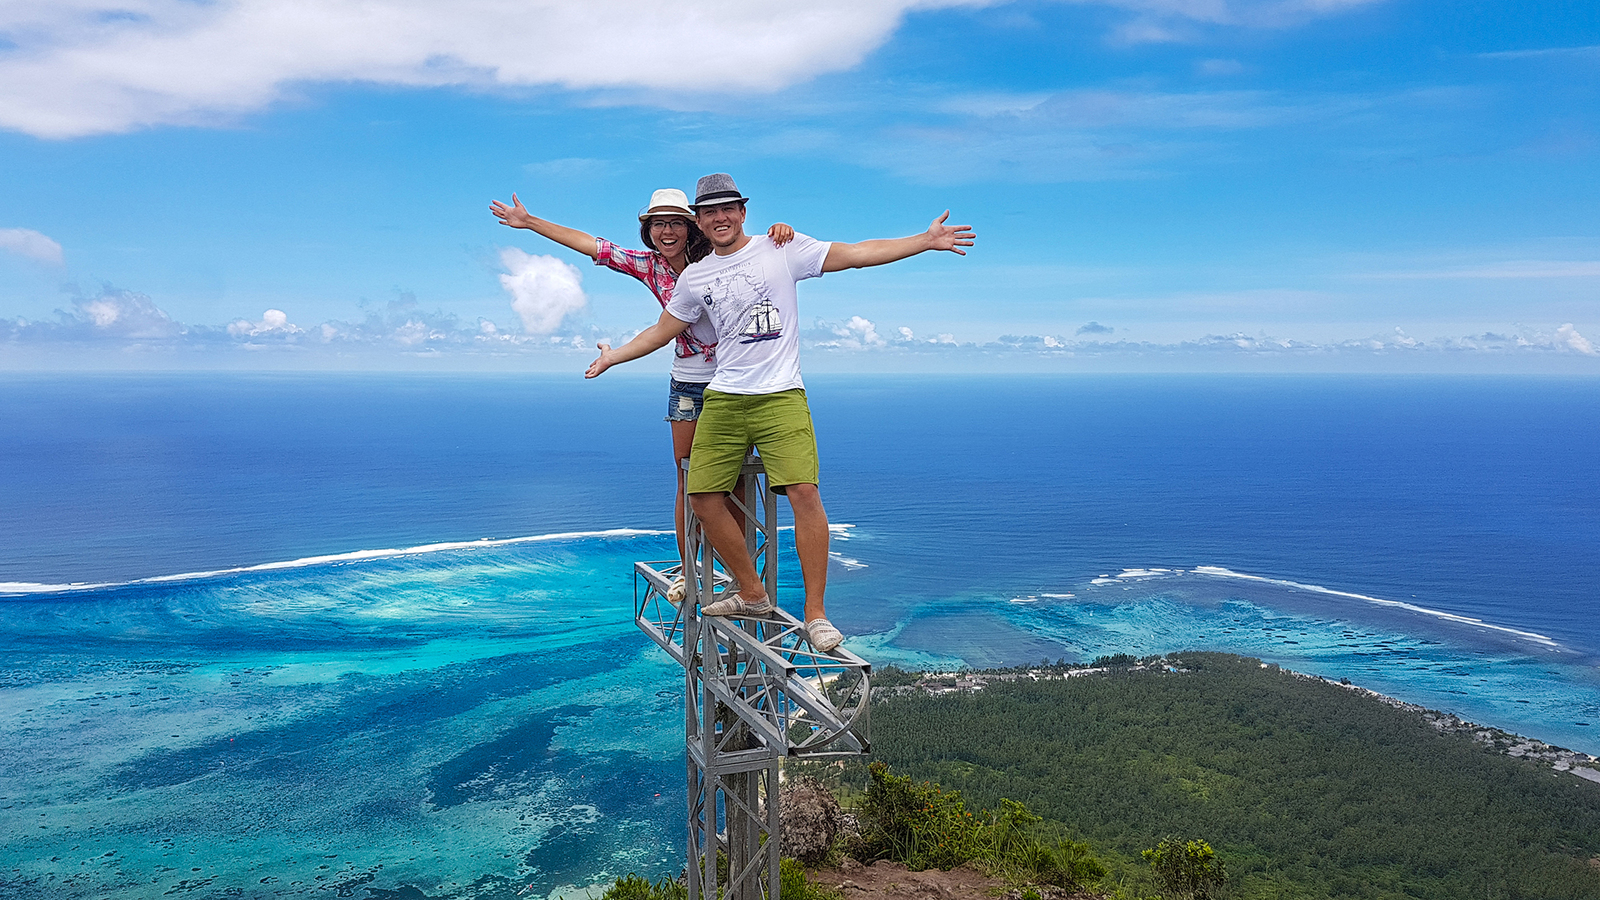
[670,419,697,571]
[674,418,749,592]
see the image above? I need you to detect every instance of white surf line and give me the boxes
[1191,565,1560,648]
[0,528,673,596]
[777,524,865,567]
[777,523,857,538]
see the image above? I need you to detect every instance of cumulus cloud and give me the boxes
[0,285,182,342]
[498,248,587,334]
[0,228,64,265]
[805,315,888,350]
[0,0,1388,139]
[1555,323,1595,355]
[71,287,182,339]
[840,315,887,347]
[227,308,302,337]
[1077,321,1114,335]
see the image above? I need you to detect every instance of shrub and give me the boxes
[1142,838,1227,900]
[850,762,1106,889]
[599,874,686,900]
[780,857,843,900]
[852,760,985,869]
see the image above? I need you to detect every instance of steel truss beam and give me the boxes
[633,455,872,900]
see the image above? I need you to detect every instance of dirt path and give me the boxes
[807,859,1106,900]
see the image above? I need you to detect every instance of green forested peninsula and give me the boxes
[831,653,1600,899]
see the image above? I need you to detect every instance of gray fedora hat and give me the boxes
[691,173,748,209]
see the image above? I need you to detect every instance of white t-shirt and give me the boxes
[665,233,831,395]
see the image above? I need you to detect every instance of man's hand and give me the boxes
[581,310,692,379]
[585,343,617,379]
[926,211,975,255]
[821,211,978,272]
[490,193,537,229]
[768,222,795,247]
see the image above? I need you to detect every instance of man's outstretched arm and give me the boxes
[821,211,975,273]
[585,309,693,378]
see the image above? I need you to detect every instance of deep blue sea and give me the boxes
[3,372,1598,899]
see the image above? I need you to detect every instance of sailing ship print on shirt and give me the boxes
[699,263,784,345]
[738,296,782,343]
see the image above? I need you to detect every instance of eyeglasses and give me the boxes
[649,218,690,231]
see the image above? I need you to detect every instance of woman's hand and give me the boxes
[488,194,600,259]
[768,222,795,247]
[490,193,536,229]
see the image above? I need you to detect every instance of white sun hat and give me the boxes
[638,188,696,221]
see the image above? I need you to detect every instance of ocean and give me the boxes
[2,372,1598,899]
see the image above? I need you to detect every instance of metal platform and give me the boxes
[633,454,871,900]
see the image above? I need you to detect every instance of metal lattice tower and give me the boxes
[634,454,872,900]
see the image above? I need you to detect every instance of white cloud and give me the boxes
[1089,0,1385,37]
[1,286,187,341]
[1359,260,1600,280]
[807,315,887,350]
[8,291,1590,370]
[0,283,631,357]
[0,0,1389,139]
[800,322,1600,360]
[1196,58,1248,76]
[75,288,181,338]
[841,315,887,347]
[1556,323,1595,355]
[227,308,301,337]
[1477,44,1600,61]
[498,248,588,334]
[0,0,987,138]
[825,83,1421,182]
[0,228,64,265]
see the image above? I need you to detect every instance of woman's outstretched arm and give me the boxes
[490,193,598,259]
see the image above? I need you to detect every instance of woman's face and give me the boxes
[647,215,692,259]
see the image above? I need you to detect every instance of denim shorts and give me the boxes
[666,379,708,422]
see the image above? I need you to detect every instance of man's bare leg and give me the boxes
[689,491,766,607]
[783,483,830,623]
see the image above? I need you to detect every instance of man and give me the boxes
[586,173,975,652]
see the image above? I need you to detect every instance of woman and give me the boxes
[489,189,792,600]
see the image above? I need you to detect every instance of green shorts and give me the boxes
[686,388,819,494]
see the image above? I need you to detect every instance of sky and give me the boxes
[1,0,1597,372]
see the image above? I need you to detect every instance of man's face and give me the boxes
[694,201,747,249]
